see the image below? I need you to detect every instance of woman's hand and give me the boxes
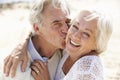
[31,60,50,80]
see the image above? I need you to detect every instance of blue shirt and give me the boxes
[27,38,47,62]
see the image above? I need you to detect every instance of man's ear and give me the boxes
[33,23,39,33]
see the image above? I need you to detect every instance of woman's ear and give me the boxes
[33,23,39,34]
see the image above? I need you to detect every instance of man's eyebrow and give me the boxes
[52,18,71,24]
[52,20,60,23]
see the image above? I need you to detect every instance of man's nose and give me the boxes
[61,23,69,33]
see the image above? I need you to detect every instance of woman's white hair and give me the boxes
[73,9,112,54]
[84,9,112,53]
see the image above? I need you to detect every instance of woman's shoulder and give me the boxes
[76,55,101,63]
[73,55,103,71]
[66,55,103,80]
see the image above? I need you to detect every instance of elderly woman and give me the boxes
[54,10,112,80]
[3,9,112,80]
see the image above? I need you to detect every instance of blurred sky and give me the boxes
[0,0,34,3]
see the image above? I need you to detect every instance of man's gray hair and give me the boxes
[29,0,70,26]
[84,9,112,53]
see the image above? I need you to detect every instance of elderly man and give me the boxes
[2,0,70,80]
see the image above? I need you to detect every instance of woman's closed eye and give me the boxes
[82,32,90,38]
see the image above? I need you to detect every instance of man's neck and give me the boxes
[32,35,58,59]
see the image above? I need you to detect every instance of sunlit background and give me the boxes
[0,0,120,80]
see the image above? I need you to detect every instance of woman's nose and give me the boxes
[72,32,81,41]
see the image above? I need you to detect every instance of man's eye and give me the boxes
[72,25,78,30]
[66,19,71,28]
[66,22,71,28]
[83,32,90,38]
[54,23,61,26]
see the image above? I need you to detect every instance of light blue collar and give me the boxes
[27,38,47,62]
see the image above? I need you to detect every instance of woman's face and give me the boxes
[65,11,98,59]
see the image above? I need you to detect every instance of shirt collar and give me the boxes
[27,38,47,62]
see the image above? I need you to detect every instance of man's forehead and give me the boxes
[42,4,70,23]
[46,12,68,22]
[47,9,67,18]
[44,3,68,16]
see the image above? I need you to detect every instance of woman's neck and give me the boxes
[62,56,75,75]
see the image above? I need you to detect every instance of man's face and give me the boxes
[37,4,70,49]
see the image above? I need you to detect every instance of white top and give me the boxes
[55,52,104,80]
[1,38,62,80]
